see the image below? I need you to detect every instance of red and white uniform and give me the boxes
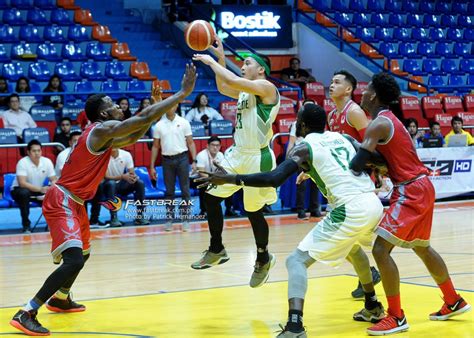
[374,110,433,248]
[43,123,112,263]
[327,99,363,142]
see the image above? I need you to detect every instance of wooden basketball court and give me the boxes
[0,201,473,337]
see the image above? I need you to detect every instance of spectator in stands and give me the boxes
[2,94,37,143]
[0,76,9,109]
[445,116,474,146]
[185,93,223,126]
[404,118,424,149]
[281,57,316,89]
[55,131,81,177]
[15,76,36,113]
[422,121,446,148]
[11,140,57,233]
[195,136,237,217]
[117,97,132,120]
[136,97,151,114]
[150,104,197,232]
[53,117,72,150]
[42,75,65,109]
[100,148,149,227]
[287,102,321,220]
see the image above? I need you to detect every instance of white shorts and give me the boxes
[298,193,383,267]
[207,146,277,212]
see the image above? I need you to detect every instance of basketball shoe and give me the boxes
[351,266,381,299]
[191,249,230,269]
[276,324,307,337]
[249,253,276,288]
[353,302,385,323]
[429,296,471,321]
[10,309,50,336]
[46,295,86,313]
[366,311,409,336]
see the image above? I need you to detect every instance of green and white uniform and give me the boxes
[208,89,280,212]
[298,131,384,266]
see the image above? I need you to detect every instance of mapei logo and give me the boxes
[100,196,122,211]
[454,159,472,173]
[221,11,281,30]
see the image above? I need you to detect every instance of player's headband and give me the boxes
[238,53,270,76]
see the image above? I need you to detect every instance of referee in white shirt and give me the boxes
[150,104,197,231]
[11,140,57,233]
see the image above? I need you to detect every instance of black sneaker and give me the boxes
[225,208,238,217]
[90,220,110,229]
[10,309,50,336]
[134,218,151,225]
[310,210,322,218]
[276,324,307,337]
[46,295,86,313]
[297,211,309,220]
[352,266,381,299]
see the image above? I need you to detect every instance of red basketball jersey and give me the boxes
[375,110,428,184]
[327,99,363,141]
[57,122,112,200]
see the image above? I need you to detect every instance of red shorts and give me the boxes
[376,176,435,248]
[43,185,90,263]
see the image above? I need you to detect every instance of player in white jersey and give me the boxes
[196,104,386,337]
[191,37,280,288]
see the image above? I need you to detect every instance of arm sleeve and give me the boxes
[210,108,223,120]
[289,122,296,137]
[183,120,192,137]
[16,159,27,177]
[236,159,299,188]
[124,151,134,169]
[196,151,206,168]
[152,123,161,139]
[45,159,55,178]
[185,108,195,122]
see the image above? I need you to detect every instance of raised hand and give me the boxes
[192,54,216,66]
[208,34,225,60]
[180,63,197,97]
[150,83,163,104]
[194,161,233,189]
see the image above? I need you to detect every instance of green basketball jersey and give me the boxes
[303,131,375,206]
[234,89,280,150]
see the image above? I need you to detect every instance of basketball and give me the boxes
[184,20,215,51]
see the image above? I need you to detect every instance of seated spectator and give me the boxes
[281,57,316,87]
[2,94,37,142]
[0,76,9,109]
[422,121,446,148]
[136,97,151,115]
[55,131,81,177]
[404,117,423,149]
[15,76,36,113]
[195,136,237,217]
[42,75,65,109]
[117,97,132,120]
[53,117,72,150]
[100,148,149,227]
[11,140,57,233]
[445,116,474,146]
[185,93,223,126]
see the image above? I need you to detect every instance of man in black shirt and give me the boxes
[281,58,316,87]
[53,117,72,150]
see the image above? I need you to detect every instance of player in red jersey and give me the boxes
[10,65,197,336]
[350,73,471,336]
[328,70,381,299]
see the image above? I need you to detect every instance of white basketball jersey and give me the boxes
[233,89,280,150]
[303,131,375,206]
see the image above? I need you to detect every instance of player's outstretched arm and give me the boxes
[90,64,197,151]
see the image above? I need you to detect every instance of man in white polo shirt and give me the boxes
[55,131,82,177]
[11,140,57,233]
[2,94,37,143]
[150,104,197,231]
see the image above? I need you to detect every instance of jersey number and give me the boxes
[236,113,243,129]
[330,147,350,170]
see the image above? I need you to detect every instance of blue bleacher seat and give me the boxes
[3,9,25,25]
[19,25,43,43]
[334,12,351,27]
[453,43,470,58]
[36,43,61,61]
[452,2,467,14]
[0,44,10,62]
[406,14,423,27]
[0,128,17,144]
[23,127,50,143]
[331,0,347,12]
[389,14,403,26]
[380,42,399,58]
[417,42,435,58]
[30,105,55,121]
[80,61,105,80]
[50,8,73,25]
[428,76,448,93]
[0,0,8,8]
[447,28,463,42]
[61,42,87,61]
[29,82,42,100]
[374,28,391,41]
[403,59,423,75]
[468,75,474,86]
[105,61,130,80]
[401,0,417,13]
[154,166,182,196]
[34,0,56,9]
[436,1,451,14]
[457,15,472,28]
[459,59,474,74]
[61,103,82,120]
[208,120,233,136]
[419,0,434,14]
[74,80,94,100]
[441,14,456,28]
[134,167,164,199]
[411,28,429,42]
[190,121,206,137]
[126,79,147,100]
[26,8,49,26]
[441,59,462,75]
[448,75,469,93]
[3,173,16,205]
[398,42,417,58]
[101,80,121,99]
[371,13,387,27]
[469,2,474,15]
[28,61,51,81]
[67,25,90,42]
[353,13,370,27]
[464,28,474,41]
[429,28,446,41]
[393,27,410,41]
[436,42,453,58]
[55,61,80,81]
[86,42,110,61]
[422,59,442,75]
[367,0,384,13]
[11,0,34,8]
[44,26,67,43]
[0,25,18,42]
[2,62,25,81]
[423,14,440,28]
[355,27,374,42]
[11,43,36,60]
[348,0,363,12]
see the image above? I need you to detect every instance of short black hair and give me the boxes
[451,116,463,126]
[27,139,41,151]
[334,69,357,93]
[8,93,19,104]
[371,72,401,106]
[301,103,326,133]
[208,135,221,144]
[290,57,300,65]
[261,54,271,73]
[85,94,107,122]
[15,76,30,93]
[429,121,440,129]
[60,117,72,124]
[405,117,418,129]
[69,131,82,140]
[302,98,316,105]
